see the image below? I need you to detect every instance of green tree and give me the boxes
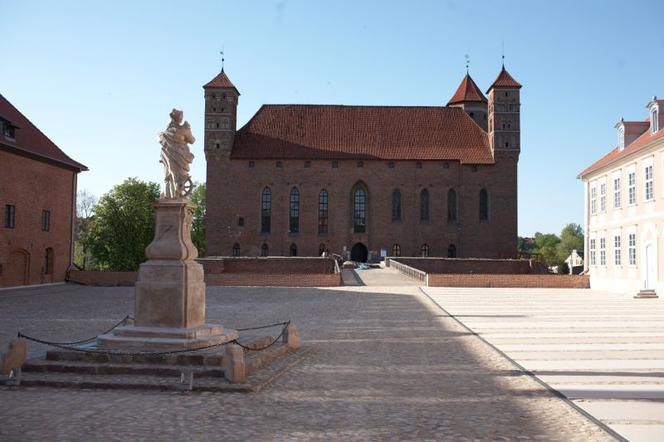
[74,189,97,269]
[189,183,206,256]
[533,232,561,267]
[86,178,160,271]
[556,223,584,265]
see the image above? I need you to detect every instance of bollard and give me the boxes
[223,344,246,383]
[282,324,301,350]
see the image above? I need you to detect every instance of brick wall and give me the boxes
[205,273,341,287]
[198,256,337,274]
[0,150,77,288]
[68,270,138,287]
[388,257,536,274]
[205,157,518,261]
[427,274,590,288]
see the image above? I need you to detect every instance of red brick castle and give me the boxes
[203,66,521,261]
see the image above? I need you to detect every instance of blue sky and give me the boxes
[2,0,663,236]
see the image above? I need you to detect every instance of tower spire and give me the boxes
[465,54,470,74]
[220,47,225,72]
[501,41,505,68]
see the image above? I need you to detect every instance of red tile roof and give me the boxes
[447,74,487,105]
[203,69,240,94]
[230,105,493,163]
[0,94,87,171]
[486,67,522,92]
[578,126,664,178]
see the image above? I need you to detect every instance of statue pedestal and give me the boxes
[98,199,237,350]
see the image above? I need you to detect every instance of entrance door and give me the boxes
[6,250,29,287]
[645,244,657,289]
[350,243,368,262]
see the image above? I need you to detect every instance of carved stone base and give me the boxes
[135,260,205,328]
[97,324,238,351]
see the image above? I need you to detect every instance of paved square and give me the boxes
[0,283,614,441]
[424,287,664,442]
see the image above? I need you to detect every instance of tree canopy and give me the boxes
[85,178,160,271]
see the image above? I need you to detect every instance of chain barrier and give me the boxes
[16,318,291,357]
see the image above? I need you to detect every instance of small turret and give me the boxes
[486,66,521,158]
[447,73,488,130]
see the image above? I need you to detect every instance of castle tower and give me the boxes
[486,66,522,158]
[203,68,240,160]
[447,73,488,130]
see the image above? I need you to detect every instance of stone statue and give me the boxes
[158,109,196,199]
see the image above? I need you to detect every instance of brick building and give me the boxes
[203,66,521,261]
[0,94,87,288]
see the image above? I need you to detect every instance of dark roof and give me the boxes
[230,105,493,163]
[447,74,487,105]
[578,126,664,178]
[486,67,522,92]
[203,69,240,94]
[0,94,87,171]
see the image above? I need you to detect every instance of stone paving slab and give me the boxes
[424,286,664,442]
[0,284,613,441]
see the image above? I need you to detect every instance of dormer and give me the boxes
[615,118,649,151]
[0,116,18,142]
[646,96,664,134]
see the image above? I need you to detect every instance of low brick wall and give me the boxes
[68,270,138,287]
[68,257,342,287]
[387,257,536,274]
[427,274,590,288]
[205,273,341,287]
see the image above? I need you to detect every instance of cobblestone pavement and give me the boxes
[424,287,664,442]
[0,284,613,441]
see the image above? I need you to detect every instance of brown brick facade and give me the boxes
[0,149,78,287]
[203,68,520,261]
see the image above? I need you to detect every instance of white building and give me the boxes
[579,96,664,295]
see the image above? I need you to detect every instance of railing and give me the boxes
[389,259,428,285]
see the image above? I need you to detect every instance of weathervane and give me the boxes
[220,46,225,72]
[501,41,505,68]
[465,54,470,74]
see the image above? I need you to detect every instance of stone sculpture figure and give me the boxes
[158,109,196,199]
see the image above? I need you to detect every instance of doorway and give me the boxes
[7,250,29,287]
[351,243,368,262]
[645,243,657,289]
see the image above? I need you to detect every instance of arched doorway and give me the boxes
[7,249,30,287]
[351,243,368,262]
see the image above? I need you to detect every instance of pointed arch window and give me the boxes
[232,243,241,256]
[289,243,298,256]
[261,187,271,233]
[353,184,367,233]
[392,189,402,222]
[421,244,430,257]
[479,188,489,222]
[318,189,328,234]
[420,189,430,222]
[289,187,300,233]
[448,244,457,258]
[447,189,458,222]
[392,244,401,257]
[260,243,269,257]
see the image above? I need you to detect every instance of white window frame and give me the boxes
[645,164,654,201]
[613,175,621,208]
[590,186,597,215]
[600,182,606,212]
[599,237,606,266]
[628,171,636,205]
[590,239,596,266]
[614,234,621,266]
[628,232,637,266]
[652,107,659,133]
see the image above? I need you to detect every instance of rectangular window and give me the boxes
[590,187,597,215]
[614,235,621,266]
[41,210,50,232]
[628,172,636,204]
[600,183,606,212]
[599,237,606,266]
[4,204,15,228]
[590,239,596,266]
[613,177,621,208]
[628,233,636,266]
[318,191,328,234]
[645,165,654,201]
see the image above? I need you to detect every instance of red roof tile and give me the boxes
[230,105,493,163]
[447,74,487,105]
[578,126,664,178]
[486,67,522,92]
[203,69,240,94]
[0,94,87,171]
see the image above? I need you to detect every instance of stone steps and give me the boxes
[23,359,225,378]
